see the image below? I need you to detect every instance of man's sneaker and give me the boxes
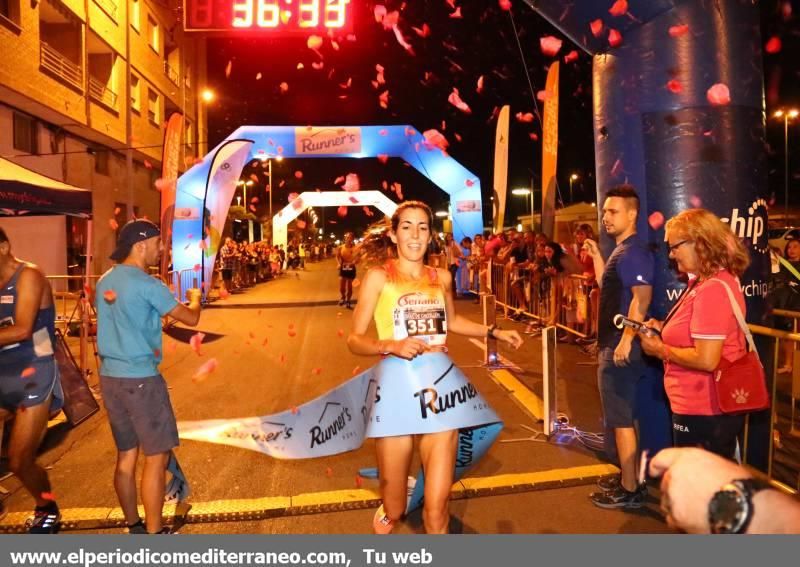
[372,505,394,535]
[589,485,645,509]
[150,526,175,534]
[576,336,597,346]
[338,299,345,306]
[26,503,60,534]
[597,473,621,492]
[345,301,353,310]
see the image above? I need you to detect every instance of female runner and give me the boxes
[347,201,522,534]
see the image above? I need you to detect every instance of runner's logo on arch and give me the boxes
[295,127,361,155]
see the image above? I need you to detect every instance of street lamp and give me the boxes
[774,108,799,221]
[259,155,284,243]
[237,179,253,207]
[569,173,579,204]
[200,88,215,103]
[511,187,533,229]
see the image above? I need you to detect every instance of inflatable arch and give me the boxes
[172,126,484,294]
[273,190,398,249]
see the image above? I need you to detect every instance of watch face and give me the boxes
[709,489,746,533]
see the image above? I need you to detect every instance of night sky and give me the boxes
[201,0,800,237]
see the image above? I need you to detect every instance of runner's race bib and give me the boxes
[393,305,447,346]
[341,263,356,274]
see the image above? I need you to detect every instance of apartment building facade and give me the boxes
[0,0,208,274]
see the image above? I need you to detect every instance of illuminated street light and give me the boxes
[569,173,579,204]
[774,107,800,219]
[200,88,215,103]
[435,210,449,218]
[512,187,534,227]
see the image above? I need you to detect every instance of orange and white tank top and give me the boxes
[373,261,448,347]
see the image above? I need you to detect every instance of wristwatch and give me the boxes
[708,478,765,534]
[487,324,499,339]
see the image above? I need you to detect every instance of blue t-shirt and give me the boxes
[598,235,654,349]
[96,265,179,378]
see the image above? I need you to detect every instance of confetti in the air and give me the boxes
[448,88,472,114]
[225,60,232,78]
[608,29,623,47]
[21,367,36,379]
[103,290,117,303]
[765,36,782,54]
[706,83,730,106]
[516,112,534,123]
[193,358,219,382]
[590,19,604,37]
[608,0,628,17]
[648,211,665,230]
[689,196,703,208]
[499,0,512,10]
[109,219,119,230]
[190,332,205,355]
[666,80,682,93]
[669,24,689,38]
[540,36,562,57]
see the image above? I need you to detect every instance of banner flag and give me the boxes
[178,354,502,513]
[160,112,184,277]
[492,105,510,233]
[541,63,560,239]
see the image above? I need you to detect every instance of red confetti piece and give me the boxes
[449,6,462,18]
[448,88,472,114]
[296,220,307,229]
[608,29,623,47]
[343,173,361,192]
[337,312,343,317]
[113,207,121,216]
[536,90,550,102]
[288,329,297,337]
[529,133,539,141]
[256,72,262,80]
[290,405,299,415]
[41,492,56,501]
[476,75,485,93]
[391,25,414,55]
[355,476,363,488]
[669,24,689,38]
[378,90,389,109]
[193,358,219,382]
[610,158,624,177]
[373,4,386,22]
[279,353,287,364]
[103,290,117,303]
[379,129,388,136]
[608,0,628,17]
[648,211,665,230]
[564,50,579,64]
[219,288,230,299]
[21,367,36,379]
[337,329,345,338]
[516,112,535,123]
[706,83,730,106]
[377,154,389,164]
[422,129,449,152]
[689,196,703,208]
[225,60,232,78]
[540,35,562,57]
[108,218,119,230]
[279,82,289,93]
[499,0,512,11]
[307,35,323,50]
[765,36,782,54]
[465,179,475,187]
[326,467,333,477]
[352,365,362,375]
[190,332,205,355]
[412,23,430,38]
[144,160,153,169]
[666,80,682,93]
[294,170,304,180]
[337,206,348,218]
[193,264,201,272]
[312,367,322,375]
[590,19,604,37]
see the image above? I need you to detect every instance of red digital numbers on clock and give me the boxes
[185,0,351,32]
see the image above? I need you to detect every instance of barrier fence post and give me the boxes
[482,294,498,366]
[542,326,557,437]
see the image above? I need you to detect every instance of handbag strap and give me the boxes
[708,277,759,359]
[777,254,800,282]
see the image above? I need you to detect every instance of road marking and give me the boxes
[0,464,619,532]
[488,368,544,422]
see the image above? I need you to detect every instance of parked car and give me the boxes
[769,227,800,251]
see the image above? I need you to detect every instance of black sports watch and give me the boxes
[708,478,765,534]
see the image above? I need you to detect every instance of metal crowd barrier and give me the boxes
[479,261,596,339]
[46,275,102,378]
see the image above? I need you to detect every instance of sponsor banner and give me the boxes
[541,63,559,239]
[160,112,184,276]
[492,105,510,233]
[456,200,481,213]
[295,127,362,155]
[178,354,502,513]
[174,207,200,221]
[200,140,254,290]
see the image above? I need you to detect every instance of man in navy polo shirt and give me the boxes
[584,185,654,509]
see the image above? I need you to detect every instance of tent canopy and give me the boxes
[0,157,92,218]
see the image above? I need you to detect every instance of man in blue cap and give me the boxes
[96,219,202,534]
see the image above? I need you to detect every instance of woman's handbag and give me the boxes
[711,279,770,414]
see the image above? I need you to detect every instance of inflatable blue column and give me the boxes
[525,0,770,468]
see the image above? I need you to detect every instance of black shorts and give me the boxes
[100,375,179,456]
[0,355,59,411]
[672,413,744,459]
[340,266,356,280]
[222,268,233,280]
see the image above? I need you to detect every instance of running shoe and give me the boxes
[597,473,621,492]
[589,485,646,510]
[372,505,394,535]
[338,299,346,306]
[345,301,353,310]
[26,503,60,534]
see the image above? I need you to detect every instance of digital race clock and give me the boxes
[183,0,352,33]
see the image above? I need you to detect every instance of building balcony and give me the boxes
[40,41,83,93]
[164,61,179,86]
[92,0,118,20]
[89,77,118,109]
